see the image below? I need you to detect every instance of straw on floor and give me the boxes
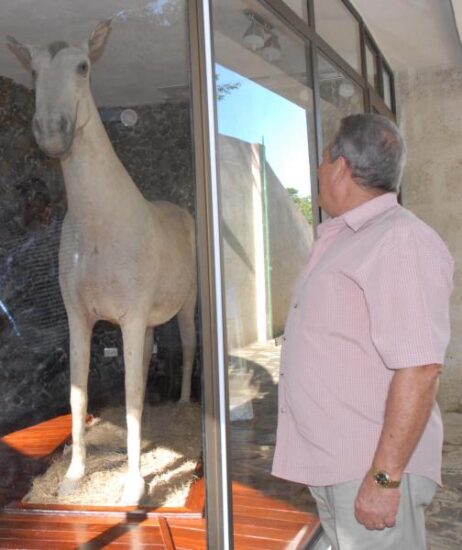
[23,402,201,507]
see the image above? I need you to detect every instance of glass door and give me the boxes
[0,0,204,515]
[211,0,318,546]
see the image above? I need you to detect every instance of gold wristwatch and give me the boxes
[370,465,401,489]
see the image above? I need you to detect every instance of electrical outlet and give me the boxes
[104,347,118,358]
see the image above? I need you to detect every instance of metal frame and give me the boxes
[188,2,234,549]
[187,0,397,547]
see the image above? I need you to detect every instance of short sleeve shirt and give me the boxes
[272,193,454,487]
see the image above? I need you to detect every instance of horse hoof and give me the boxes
[58,476,82,497]
[121,476,146,505]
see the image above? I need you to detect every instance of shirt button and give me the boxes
[283,336,286,341]
[280,407,286,413]
[294,303,298,309]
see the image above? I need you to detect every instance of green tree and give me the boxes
[216,74,241,101]
[286,187,313,226]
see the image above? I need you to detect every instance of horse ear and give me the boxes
[88,19,112,64]
[6,36,34,71]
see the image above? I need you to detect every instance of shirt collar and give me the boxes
[318,192,398,237]
[342,192,398,231]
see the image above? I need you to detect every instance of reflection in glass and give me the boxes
[366,42,379,89]
[212,0,317,532]
[0,0,202,509]
[318,54,364,147]
[314,0,361,73]
[383,68,393,109]
[281,0,309,22]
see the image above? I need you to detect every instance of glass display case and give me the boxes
[0,1,396,548]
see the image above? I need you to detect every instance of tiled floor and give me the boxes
[230,341,462,550]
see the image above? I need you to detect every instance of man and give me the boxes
[272,114,453,549]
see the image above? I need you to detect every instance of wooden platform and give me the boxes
[0,414,319,548]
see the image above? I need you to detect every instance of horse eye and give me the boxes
[77,61,89,76]
[31,69,37,82]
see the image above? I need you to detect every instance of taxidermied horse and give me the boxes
[7,20,197,504]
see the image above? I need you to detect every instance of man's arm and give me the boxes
[354,363,442,530]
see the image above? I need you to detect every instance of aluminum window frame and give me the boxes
[188,1,397,548]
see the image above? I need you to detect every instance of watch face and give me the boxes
[375,471,390,487]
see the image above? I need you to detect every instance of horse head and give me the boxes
[7,20,111,159]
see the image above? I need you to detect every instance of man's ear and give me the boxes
[331,155,350,184]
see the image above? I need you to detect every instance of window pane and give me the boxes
[318,54,365,147]
[383,68,393,109]
[366,42,379,89]
[212,0,318,542]
[281,0,309,22]
[1,0,203,511]
[314,0,361,73]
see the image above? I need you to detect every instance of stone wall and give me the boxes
[397,66,462,412]
[0,76,196,434]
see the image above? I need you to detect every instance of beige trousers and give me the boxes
[309,474,437,550]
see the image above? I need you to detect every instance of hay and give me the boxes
[23,402,201,508]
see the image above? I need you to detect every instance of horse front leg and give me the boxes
[59,314,93,496]
[120,320,151,504]
[177,284,197,403]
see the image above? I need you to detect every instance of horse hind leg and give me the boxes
[59,315,93,496]
[177,284,197,404]
[120,321,152,505]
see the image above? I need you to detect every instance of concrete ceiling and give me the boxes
[0,0,460,110]
[351,0,462,71]
[451,0,462,45]
[0,0,190,107]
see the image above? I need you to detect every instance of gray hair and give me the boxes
[328,113,406,193]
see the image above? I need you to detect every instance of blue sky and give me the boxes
[216,64,312,198]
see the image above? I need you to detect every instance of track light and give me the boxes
[242,10,282,63]
[242,16,265,51]
[262,34,282,62]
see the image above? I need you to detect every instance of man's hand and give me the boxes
[354,473,400,530]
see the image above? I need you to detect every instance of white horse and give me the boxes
[7,20,197,504]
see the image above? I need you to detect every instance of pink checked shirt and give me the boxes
[272,193,453,487]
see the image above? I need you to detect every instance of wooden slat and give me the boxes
[1,415,72,458]
[0,415,320,549]
[159,517,176,549]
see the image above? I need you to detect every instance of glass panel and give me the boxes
[212,0,318,541]
[318,54,365,147]
[383,67,393,109]
[366,41,379,89]
[281,0,309,22]
[1,0,204,510]
[314,0,361,73]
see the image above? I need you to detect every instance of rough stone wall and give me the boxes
[0,76,195,434]
[397,66,462,412]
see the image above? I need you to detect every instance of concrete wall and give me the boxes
[219,135,312,350]
[397,66,462,412]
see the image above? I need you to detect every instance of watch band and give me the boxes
[370,465,401,489]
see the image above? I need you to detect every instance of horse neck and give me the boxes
[60,95,146,223]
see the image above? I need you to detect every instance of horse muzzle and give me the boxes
[32,113,75,158]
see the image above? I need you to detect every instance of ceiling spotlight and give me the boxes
[262,34,282,62]
[338,80,355,98]
[242,16,266,51]
[120,108,139,127]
